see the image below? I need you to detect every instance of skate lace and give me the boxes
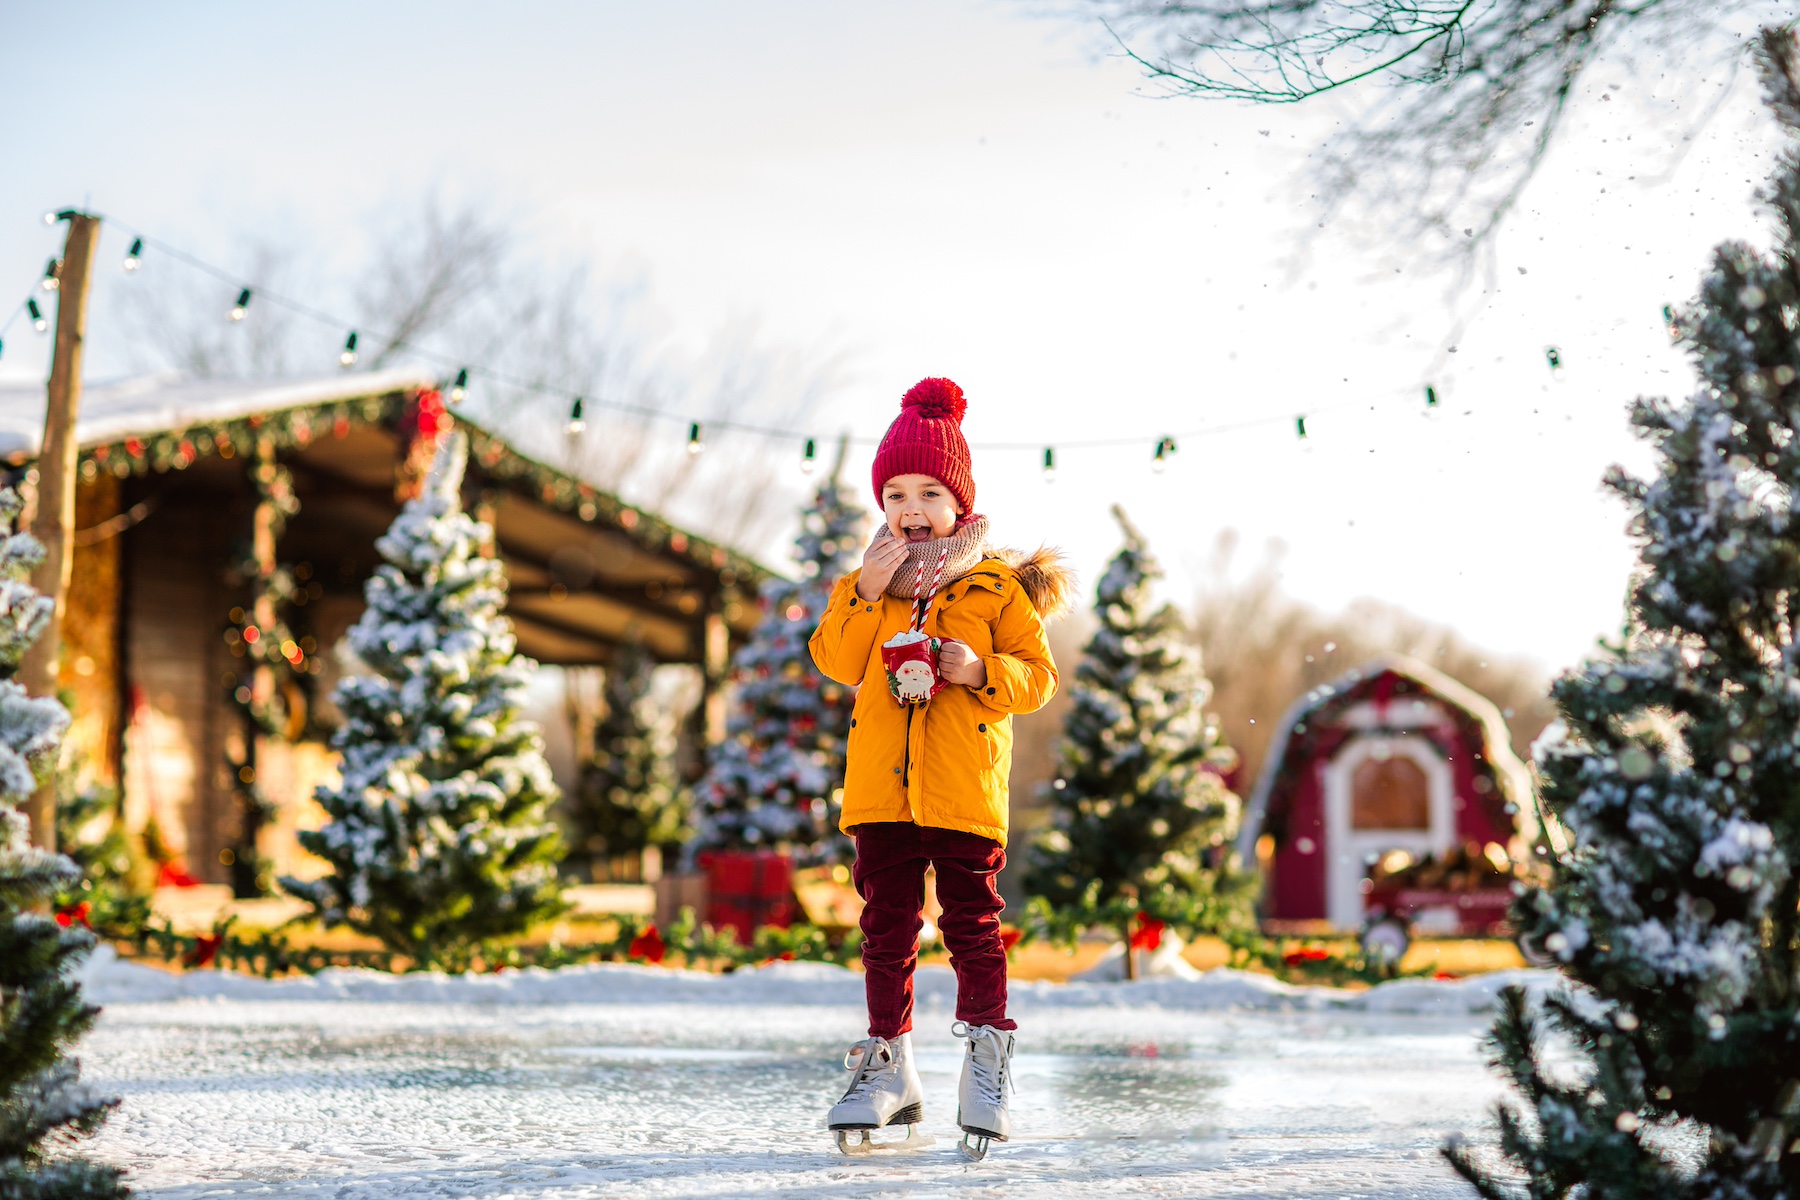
[840,1037,898,1103]
[952,1021,1015,1106]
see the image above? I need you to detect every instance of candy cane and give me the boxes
[911,549,949,631]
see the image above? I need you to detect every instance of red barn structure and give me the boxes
[1236,657,1536,932]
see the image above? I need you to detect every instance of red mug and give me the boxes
[881,630,944,706]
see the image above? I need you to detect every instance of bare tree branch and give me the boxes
[1081,0,1758,269]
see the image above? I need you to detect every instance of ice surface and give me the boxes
[76,951,1532,1197]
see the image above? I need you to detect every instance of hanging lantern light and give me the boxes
[801,437,817,474]
[1152,435,1177,472]
[1295,415,1308,439]
[688,422,705,455]
[229,288,252,321]
[1425,385,1439,408]
[449,368,469,404]
[40,259,60,292]
[339,331,359,367]
[1042,446,1056,482]
[123,238,143,273]
[566,397,587,434]
[27,300,47,333]
[1546,346,1565,379]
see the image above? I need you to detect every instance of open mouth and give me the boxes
[902,524,933,543]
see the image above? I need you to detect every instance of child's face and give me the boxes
[882,474,962,542]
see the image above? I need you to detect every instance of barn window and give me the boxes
[1351,754,1430,830]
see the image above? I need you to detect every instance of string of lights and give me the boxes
[16,208,1566,477]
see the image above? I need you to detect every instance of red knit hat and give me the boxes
[871,378,975,513]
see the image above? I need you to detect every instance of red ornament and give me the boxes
[54,901,91,929]
[155,862,200,888]
[628,924,667,964]
[1128,912,1165,952]
[184,934,224,969]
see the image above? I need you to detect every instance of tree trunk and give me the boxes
[1121,922,1138,981]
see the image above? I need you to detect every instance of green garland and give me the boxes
[115,908,862,978]
[66,389,773,607]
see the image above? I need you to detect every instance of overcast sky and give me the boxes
[0,1,1785,671]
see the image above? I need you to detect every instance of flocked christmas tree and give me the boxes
[283,432,565,970]
[1025,506,1251,979]
[0,488,126,1200]
[567,638,686,880]
[688,442,866,862]
[1448,30,1800,1198]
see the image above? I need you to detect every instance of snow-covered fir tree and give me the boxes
[567,639,685,880]
[1025,505,1250,979]
[1449,31,1800,1198]
[0,487,126,1200]
[283,432,564,970]
[689,447,866,862]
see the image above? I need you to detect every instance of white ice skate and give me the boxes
[953,1022,1015,1161]
[827,1034,932,1155]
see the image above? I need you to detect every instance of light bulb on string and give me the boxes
[566,397,587,435]
[1042,446,1056,482]
[1546,346,1565,380]
[801,437,817,474]
[449,368,469,404]
[1152,435,1177,472]
[687,422,705,455]
[123,238,143,273]
[27,300,47,333]
[1425,385,1439,408]
[1295,415,1308,439]
[40,259,60,292]
[41,212,56,227]
[339,331,359,367]
[229,288,252,322]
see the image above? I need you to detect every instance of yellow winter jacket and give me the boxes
[809,551,1070,846]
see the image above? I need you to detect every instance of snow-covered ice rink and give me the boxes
[77,952,1537,1198]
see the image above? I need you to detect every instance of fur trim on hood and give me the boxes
[985,545,1077,621]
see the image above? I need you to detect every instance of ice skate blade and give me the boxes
[835,1126,933,1155]
[958,1132,996,1161]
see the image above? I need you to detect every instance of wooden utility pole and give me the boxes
[22,212,100,850]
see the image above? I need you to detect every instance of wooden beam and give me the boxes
[22,212,99,850]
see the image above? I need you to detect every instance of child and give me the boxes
[809,377,1073,1158]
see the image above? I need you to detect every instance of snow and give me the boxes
[77,944,1554,1015]
[75,951,1530,1198]
[0,369,435,459]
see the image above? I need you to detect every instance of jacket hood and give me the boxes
[974,546,1078,621]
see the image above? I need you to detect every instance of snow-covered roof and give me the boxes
[1234,655,1538,862]
[0,368,436,461]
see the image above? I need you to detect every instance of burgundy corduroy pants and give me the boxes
[853,820,1016,1039]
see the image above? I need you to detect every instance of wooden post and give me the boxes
[702,606,730,746]
[22,212,100,850]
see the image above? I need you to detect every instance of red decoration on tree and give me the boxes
[1128,911,1165,952]
[54,901,91,929]
[628,924,666,964]
[155,862,199,888]
[184,934,224,969]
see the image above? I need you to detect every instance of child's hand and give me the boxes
[856,535,910,602]
[939,640,987,688]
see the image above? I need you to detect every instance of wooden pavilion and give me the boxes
[0,370,769,893]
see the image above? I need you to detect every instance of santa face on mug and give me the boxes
[892,658,937,702]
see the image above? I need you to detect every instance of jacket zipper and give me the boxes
[902,705,914,789]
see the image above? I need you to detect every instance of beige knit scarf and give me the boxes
[872,515,991,602]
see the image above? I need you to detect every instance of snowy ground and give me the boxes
[76,952,1536,1199]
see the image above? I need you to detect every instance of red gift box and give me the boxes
[703,850,797,945]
